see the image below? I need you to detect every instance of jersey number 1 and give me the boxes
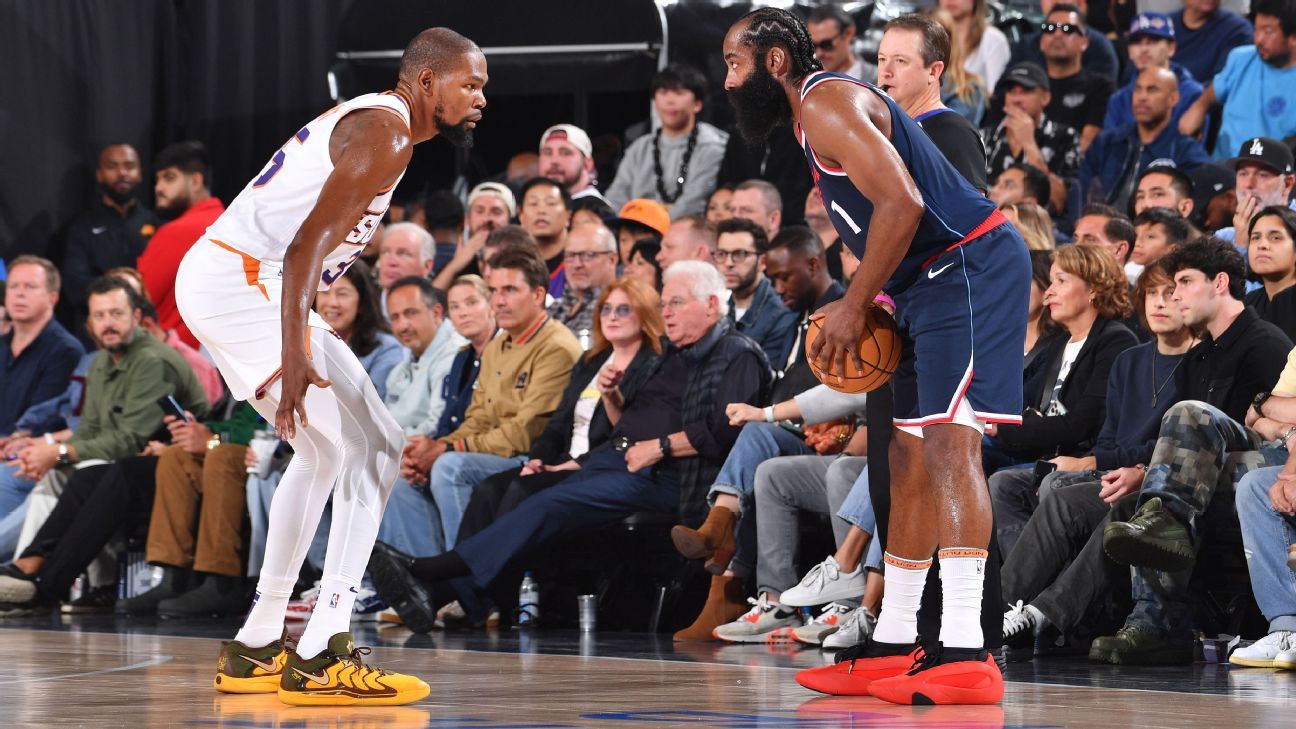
[830,200,862,235]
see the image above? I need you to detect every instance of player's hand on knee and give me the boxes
[276,355,332,439]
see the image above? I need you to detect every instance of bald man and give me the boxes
[1079,66,1209,209]
[549,222,619,335]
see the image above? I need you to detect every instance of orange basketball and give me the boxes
[805,304,902,394]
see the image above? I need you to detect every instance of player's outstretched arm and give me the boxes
[276,110,413,439]
[800,86,923,374]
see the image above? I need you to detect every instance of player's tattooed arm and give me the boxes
[275,110,413,438]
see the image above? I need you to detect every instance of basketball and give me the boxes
[805,304,902,394]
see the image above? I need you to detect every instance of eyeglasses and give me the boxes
[1040,22,1083,36]
[564,250,615,264]
[814,32,845,52]
[659,296,695,312]
[713,249,757,265]
[600,303,634,319]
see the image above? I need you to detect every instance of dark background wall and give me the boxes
[0,0,757,263]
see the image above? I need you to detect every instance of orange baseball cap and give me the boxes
[610,198,671,237]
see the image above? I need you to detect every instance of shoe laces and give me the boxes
[1002,600,1036,639]
[904,641,944,675]
[739,594,772,622]
[797,557,840,593]
[337,645,386,678]
[813,602,851,625]
[1254,631,1296,650]
[836,607,873,635]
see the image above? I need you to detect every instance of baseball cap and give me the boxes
[1188,163,1235,222]
[1137,158,1194,194]
[1000,62,1049,92]
[539,124,594,159]
[609,199,671,237]
[1227,136,1295,175]
[467,182,517,218]
[1128,12,1174,41]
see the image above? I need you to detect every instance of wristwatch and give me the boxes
[206,436,222,451]
[56,443,70,466]
[658,436,672,459]
[1281,425,1296,450]
[1253,391,1273,418]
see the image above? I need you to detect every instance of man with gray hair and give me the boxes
[377,222,435,317]
[731,179,783,241]
[549,223,619,338]
[368,257,773,631]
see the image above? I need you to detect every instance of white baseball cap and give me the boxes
[467,182,516,218]
[539,124,593,158]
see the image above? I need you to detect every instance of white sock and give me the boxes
[937,547,988,649]
[873,552,932,645]
[234,575,293,648]
[297,577,359,658]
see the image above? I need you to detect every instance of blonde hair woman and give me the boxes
[940,0,1010,94]
[1001,201,1057,251]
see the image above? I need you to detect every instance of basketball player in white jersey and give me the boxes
[179,28,486,706]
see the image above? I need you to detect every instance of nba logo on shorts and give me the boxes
[329,592,340,609]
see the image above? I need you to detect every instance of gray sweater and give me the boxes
[606,121,729,220]
[794,384,868,425]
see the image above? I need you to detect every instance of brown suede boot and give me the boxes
[673,574,747,642]
[671,506,737,572]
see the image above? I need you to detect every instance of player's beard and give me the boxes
[435,103,475,148]
[728,62,791,145]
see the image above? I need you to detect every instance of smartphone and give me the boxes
[778,421,806,439]
[1031,459,1058,489]
[157,395,192,422]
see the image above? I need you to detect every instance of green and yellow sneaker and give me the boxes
[278,632,429,706]
[214,632,291,694]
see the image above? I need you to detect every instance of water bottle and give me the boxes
[518,571,540,626]
[577,328,592,351]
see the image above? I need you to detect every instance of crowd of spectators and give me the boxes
[1,0,1296,673]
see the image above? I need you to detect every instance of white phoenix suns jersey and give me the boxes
[203,92,411,290]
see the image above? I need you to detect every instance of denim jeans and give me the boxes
[0,467,37,558]
[377,479,445,557]
[429,452,529,549]
[833,463,884,571]
[711,422,813,577]
[1236,466,1296,634]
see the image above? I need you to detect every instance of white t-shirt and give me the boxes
[1046,337,1087,416]
[965,26,1011,96]
[568,372,602,459]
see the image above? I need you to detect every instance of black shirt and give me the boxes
[1246,285,1296,342]
[1044,69,1114,134]
[919,108,989,193]
[57,198,159,344]
[772,281,847,403]
[1178,307,1292,422]
[983,114,1082,179]
[611,350,686,444]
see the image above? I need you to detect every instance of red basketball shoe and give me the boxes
[867,643,1004,705]
[794,639,919,696]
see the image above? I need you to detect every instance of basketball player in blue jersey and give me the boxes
[182,28,486,706]
[722,8,1029,705]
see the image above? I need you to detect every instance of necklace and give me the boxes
[1150,349,1184,408]
[652,124,699,204]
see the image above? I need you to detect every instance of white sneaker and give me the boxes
[821,606,877,650]
[1275,646,1296,670]
[712,594,801,643]
[779,556,867,607]
[351,586,388,622]
[1230,631,1296,668]
[1003,600,1040,642]
[284,583,320,622]
[792,603,853,646]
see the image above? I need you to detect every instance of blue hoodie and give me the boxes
[1105,63,1204,130]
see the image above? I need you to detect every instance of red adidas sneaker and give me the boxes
[794,641,919,696]
[867,645,1004,706]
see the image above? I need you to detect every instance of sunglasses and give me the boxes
[600,303,634,319]
[814,32,844,52]
[1041,22,1083,36]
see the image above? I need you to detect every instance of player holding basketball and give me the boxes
[176,28,486,706]
[723,9,1028,705]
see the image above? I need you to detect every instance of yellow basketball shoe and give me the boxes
[214,632,291,694]
[277,632,429,706]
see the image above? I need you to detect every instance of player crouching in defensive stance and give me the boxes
[721,9,1030,705]
[178,28,487,706]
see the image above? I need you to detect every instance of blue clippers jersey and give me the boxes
[797,72,998,293]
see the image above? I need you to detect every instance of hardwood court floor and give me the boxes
[1,618,1293,728]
